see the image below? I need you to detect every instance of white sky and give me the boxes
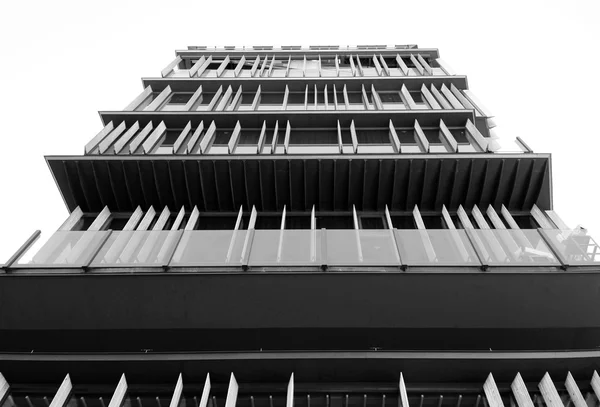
[0,0,599,261]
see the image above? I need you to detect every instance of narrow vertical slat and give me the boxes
[389,120,401,153]
[511,373,534,407]
[49,374,73,407]
[350,120,358,153]
[417,54,433,75]
[441,84,465,109]
[472,205,490,229]
[58,207,84,231]
[590,371,600,402]
[169,374,184,407]
[113,122,141,154]
[142,121,167,154]
[352,205,363,262]
[145,86,172,111]
[129,122,155,154]
[186,121,205,154]
[225,374,239,407]
[251,85,262,110]
[414,120,429,152]
[421,85,441,109]
[199,121,217,154]
[228,121,242,154]
[400,85,417,109]
[189,56,208,77]
[465,119,489,152]
[531,204,554,229]
[486,205,506,229]
[257,121,267,154]
[399,373,409,407]
[442,205,455,229]
[396,55,409,75]
[216,56,231,77]
[410,54,425,75]
[173,122,193,154]
[539,373,565,407]
[161,56,182,77]
[565,373,587,407]
[234,56,246,77]
[227,85,243,111]
[439,119,458,152]
[379,55,391,76]
[484,373,505,407]
[184,86,203,111]
[546,210,569,229]
[287,374,294,407]
[283,121,291,154]
[0,373,9,405]
[108,374,128,407]
[85,122,115,154]
[206,86,224,111]
[501,205,520,229]
[124,86,152,111]
[430,85,452,109]
[88,206,112,231]
[413,205,426,229]
[98,122,128,154]
[185,206,200,230]
[215,86,233,111]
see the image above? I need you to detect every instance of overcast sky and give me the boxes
[0,0,599,261]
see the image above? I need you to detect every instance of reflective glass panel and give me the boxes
[249,230,321,266]
[326,230,400,266]
[170,230,246,266]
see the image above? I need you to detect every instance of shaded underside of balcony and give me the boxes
[45,154,552,213]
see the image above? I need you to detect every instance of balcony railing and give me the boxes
[3,229,600,271]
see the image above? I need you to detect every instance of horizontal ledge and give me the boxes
[1,349,600,362]
[141,75,469,90]
[46,153,550,162]
[174,48,441,58]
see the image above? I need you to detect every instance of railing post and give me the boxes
[463,228,488,271]
[537,228,569,270]
[2,230,41,271]
[320,228,328,271]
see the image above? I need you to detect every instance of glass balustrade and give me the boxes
[5,228,594,271]
[326,229,401,266]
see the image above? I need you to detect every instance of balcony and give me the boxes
[4,228,600,272]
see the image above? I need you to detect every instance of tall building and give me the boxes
[2,44,600,407]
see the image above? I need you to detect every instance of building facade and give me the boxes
[1,44,600,407]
